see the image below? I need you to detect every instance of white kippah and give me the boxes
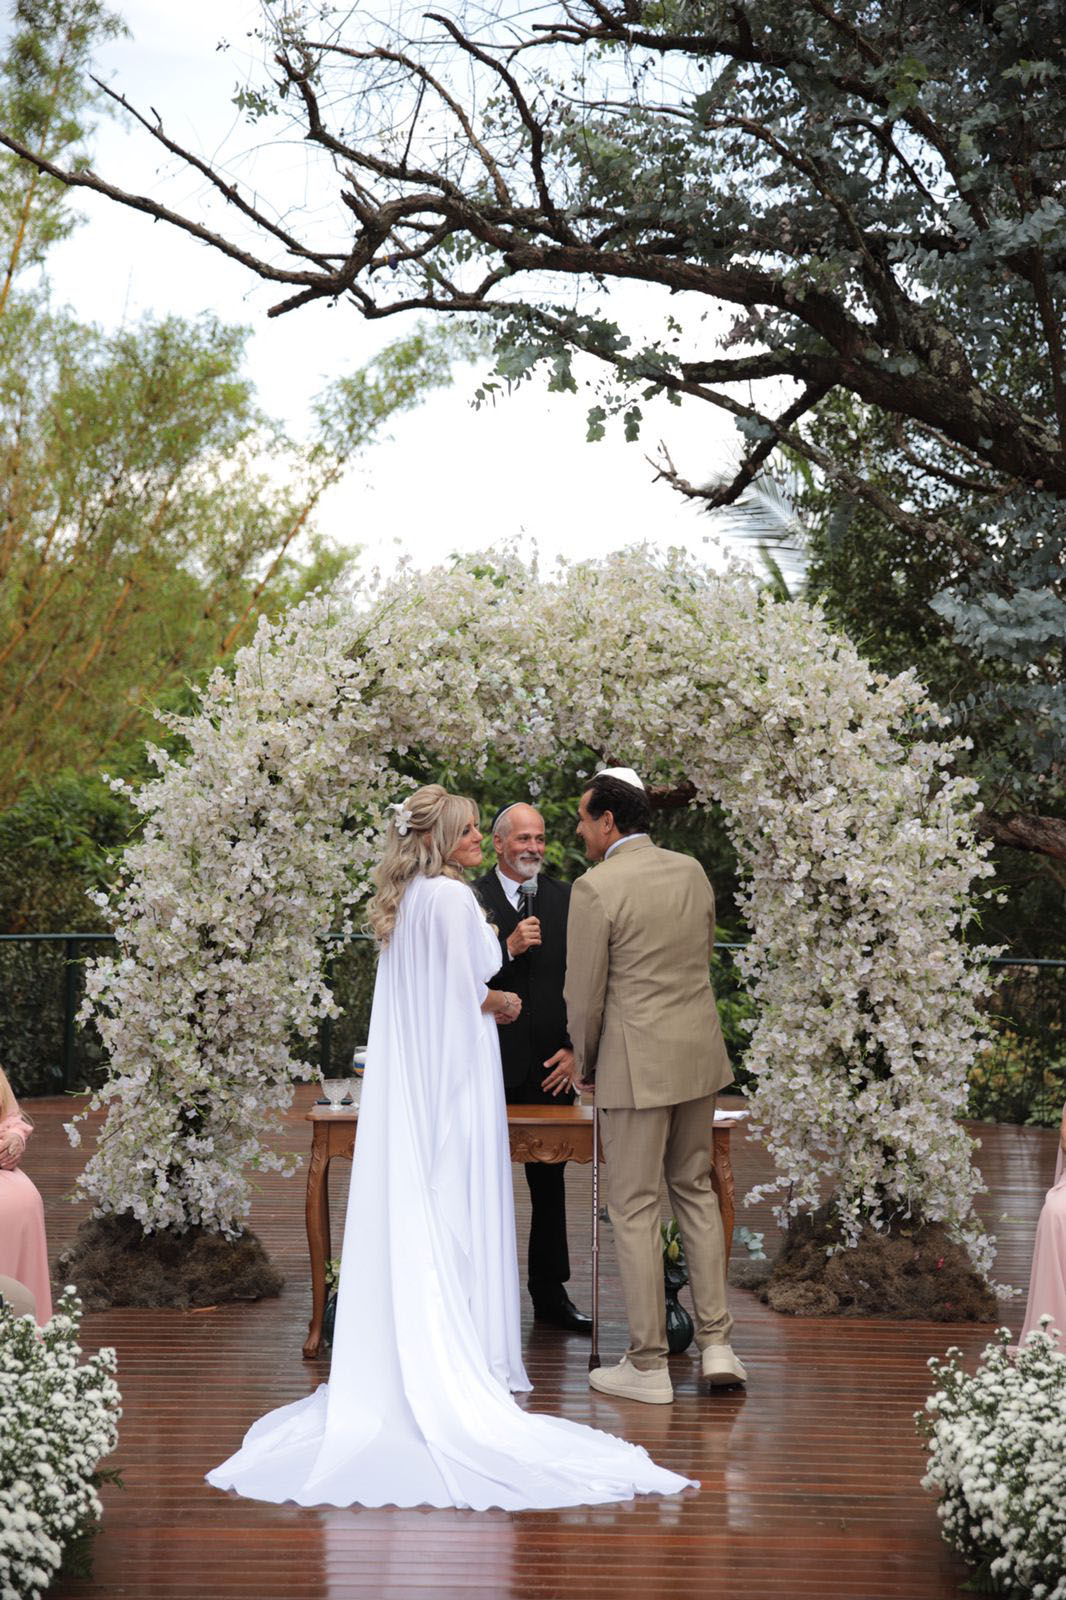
[595,766,645,791]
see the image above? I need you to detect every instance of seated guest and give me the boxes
[1018,1101,1066,1351]
[0,1066,52,1324]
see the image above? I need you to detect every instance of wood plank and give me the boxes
[18,1089,1051,1600]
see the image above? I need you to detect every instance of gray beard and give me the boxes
[512,856,543,881]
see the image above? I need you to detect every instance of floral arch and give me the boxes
[73,550,997,1275]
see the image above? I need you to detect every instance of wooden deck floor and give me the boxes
[21,1090,1056,1600]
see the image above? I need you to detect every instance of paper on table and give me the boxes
[713,1108,749,1124]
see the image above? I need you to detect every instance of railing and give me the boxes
[0,929,374,1096]
[0,930,744,1098]
[1,932,1063,1124]
[0,932,118,1097]
[972,958,1066,1126]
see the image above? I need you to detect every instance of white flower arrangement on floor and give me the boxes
[917,1322,1066,1598]
[0,1290,121,1600]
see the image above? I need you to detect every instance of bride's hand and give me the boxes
[484,989,521,1025]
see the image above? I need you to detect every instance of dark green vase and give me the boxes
[665,1286,694,1353]
[322,1291,338,1348]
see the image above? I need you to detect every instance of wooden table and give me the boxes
[303,1102,737,1358]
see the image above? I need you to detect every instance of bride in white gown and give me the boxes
[207,784,695,1510]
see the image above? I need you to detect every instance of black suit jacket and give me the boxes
[474,870,572,1097]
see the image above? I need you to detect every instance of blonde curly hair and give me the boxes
[0,1066,19,1122]
[367,784,480,944]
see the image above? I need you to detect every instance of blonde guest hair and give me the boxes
[0,1066,18,1122]
[367,784,479,945]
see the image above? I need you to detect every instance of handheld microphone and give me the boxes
[518,877,539,922]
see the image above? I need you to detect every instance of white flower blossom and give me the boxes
[0,1291,121,1600]
[918,1324,1066,1598]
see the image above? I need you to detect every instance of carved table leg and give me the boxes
[303,1130,331,1359]
[712,1127,736,1265]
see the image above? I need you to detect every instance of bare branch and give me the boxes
[684,383,832,512]
[90,77,338,270]
[0,130,332,292]
[297,37,513,208]
[425,12,567,235]
[681,352,817,384]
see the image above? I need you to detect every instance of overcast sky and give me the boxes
[37,0,761,581]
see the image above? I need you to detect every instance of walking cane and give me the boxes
[588,1100,601,1373]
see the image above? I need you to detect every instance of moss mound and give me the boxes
[727,1255,773,1292]
[760,1204,998,1321]
[57,1215,284,1310]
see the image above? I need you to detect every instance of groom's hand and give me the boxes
[506,916,541,957]
[542,1047,577,1096]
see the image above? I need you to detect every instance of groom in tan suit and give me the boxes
[565,769,746,1403]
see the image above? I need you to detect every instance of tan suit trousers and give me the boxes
[600,1093,732,1370]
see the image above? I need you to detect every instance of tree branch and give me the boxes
[648,781,1066,864]
[1026,248,1066,448]
[658,382,831,512]
[90,78,338,270]
[0,130,332,292]
[426,13,566,235]
[978,810,1066,862]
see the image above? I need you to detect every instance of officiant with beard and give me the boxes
[475,803,592,1335]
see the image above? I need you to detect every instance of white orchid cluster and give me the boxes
[72,548,996,1272]
[918,1325,1066,1598]
[0,1290,121,1600]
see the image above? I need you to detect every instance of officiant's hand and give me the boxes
[542,1047,577,1096]
[506,917,541,957]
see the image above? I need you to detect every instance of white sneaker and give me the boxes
[588,1356,673,1404]
[699,1344,747,1391]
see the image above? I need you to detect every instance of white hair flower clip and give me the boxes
[387,799,413,836]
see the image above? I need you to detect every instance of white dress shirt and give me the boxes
[495,866,525,910]
[604,832,649,859]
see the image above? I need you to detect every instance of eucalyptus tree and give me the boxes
[3,0,1065,853]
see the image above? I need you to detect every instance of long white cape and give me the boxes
[207,874,695,1510]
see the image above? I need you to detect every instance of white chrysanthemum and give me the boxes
[0,1292,121,1600]
[919,1325,1066,1595]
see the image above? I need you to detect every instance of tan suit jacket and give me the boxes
[564,836,733,1110]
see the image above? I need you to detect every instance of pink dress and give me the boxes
[0,1111,53,1324]
[1019,1110,1066,1351]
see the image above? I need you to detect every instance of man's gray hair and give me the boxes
[492,801,541,842]
[491,802,521,841]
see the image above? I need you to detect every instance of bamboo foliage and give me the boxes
[0,302,461,804]
[0,5,467,807]
[0,0,124,314]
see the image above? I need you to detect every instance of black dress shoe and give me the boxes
[532,1295,593,1335]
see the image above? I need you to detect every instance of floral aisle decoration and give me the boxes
[917,1323,1066,1597]
[70,548,996,1277]
[0,1290,121,1600]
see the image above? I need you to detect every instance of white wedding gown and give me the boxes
[206,874,695,1510]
